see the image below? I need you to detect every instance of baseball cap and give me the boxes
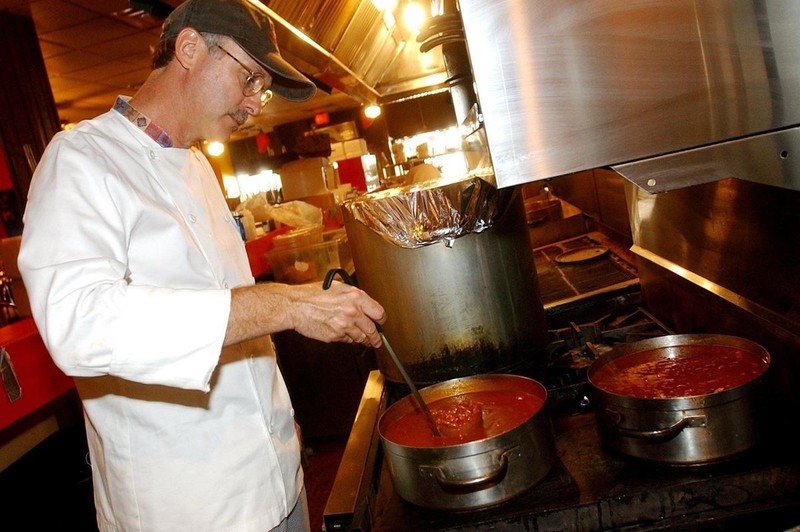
[162,0,317,102]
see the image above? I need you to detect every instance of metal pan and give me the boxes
[587,334,771,465]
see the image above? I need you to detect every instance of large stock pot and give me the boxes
[343,179,548,385]
[587,334,771,465]
[378,374,556,510]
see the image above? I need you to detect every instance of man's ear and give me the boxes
[174,28,202,69]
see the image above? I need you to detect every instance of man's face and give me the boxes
[195,38,273,142]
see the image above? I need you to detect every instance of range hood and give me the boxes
[261,0,448,105]
[257,0,800,194]
[458,0,800,192]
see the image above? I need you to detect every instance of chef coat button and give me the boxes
[148,150,156,159]
[290,408,295,417]
[223,282,229,289]
[189,214,197,223]
[268,424,274,434]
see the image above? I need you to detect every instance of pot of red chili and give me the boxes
[378,374,556,510]
[587,334,771,465]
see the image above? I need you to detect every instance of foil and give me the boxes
[342,172,516,249]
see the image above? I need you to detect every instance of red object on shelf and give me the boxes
[337,157,367,192]
[256,131,271,153]
[0,318,75,431]
[314,112,330,126]
[245,225,292,278]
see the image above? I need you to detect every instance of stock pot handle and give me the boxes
[606,410,707,441]
[428,453,509,493]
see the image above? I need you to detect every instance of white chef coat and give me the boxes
[18,106,303,532]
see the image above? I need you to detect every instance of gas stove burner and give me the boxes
[552,346,596,370]
[538,306,673,416]
[548,308,672,359]
[548,318,608,351]
[603,307,673,341]
[546,320,615,373]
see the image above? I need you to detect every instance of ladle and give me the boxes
[323,268,442,437]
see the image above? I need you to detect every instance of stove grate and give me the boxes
[529,306,673,416]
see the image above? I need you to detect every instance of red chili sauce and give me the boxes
[591,345,768,399]
[382,390,544,448]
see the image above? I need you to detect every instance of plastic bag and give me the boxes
[265,200,323,228]
[236,193,271,223]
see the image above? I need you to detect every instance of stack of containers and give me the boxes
[265,225,351,284]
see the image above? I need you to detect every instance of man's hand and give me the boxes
[225,281,386,347]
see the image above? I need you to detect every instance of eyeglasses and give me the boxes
[216,44,273,108]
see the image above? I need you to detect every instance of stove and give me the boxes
[532,302,673,418]
[323,235,800,531]
[358,403,800,531]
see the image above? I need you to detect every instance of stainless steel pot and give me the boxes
[378,374,556,510]
[587,334,771,465]
[344,190,548,385]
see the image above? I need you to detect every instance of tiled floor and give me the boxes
[0,427,347,531]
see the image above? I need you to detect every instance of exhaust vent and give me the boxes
[264,0,447,103]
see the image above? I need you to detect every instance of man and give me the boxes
[17,0,385,530]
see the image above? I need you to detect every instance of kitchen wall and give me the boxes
[546,168,633,245]
[0,11,61,237]
[626,177,800,407]
[0,9,79,467]
[383,90,457,138]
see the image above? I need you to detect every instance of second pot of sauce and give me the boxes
[588,334,771,464]
[591,342,768,398]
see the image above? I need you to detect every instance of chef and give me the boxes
[17,0,386,530]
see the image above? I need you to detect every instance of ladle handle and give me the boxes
[378,332,441,437]
[323,268,356,290]
[323,268,442,437]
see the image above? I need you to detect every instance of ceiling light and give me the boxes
[401,2,426,34]
[364,104,382,119]
[371,0,398,11]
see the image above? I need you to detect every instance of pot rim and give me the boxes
[587,333,771,403]
[378,373,549,451]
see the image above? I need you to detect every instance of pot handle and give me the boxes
[606,410,707,441]
[426,453,510,494]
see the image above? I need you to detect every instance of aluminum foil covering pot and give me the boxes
[342,175,548,385]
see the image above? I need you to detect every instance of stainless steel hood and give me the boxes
[262,0,448,105]
[458,0,800,192]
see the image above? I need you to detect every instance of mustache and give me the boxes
[230,109,249,126]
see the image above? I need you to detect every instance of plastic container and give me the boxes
[271,224,324,251]
[266,229,351,284]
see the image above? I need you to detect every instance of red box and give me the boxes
[0,318,75,431]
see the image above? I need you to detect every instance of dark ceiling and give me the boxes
[0,0,440,137]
